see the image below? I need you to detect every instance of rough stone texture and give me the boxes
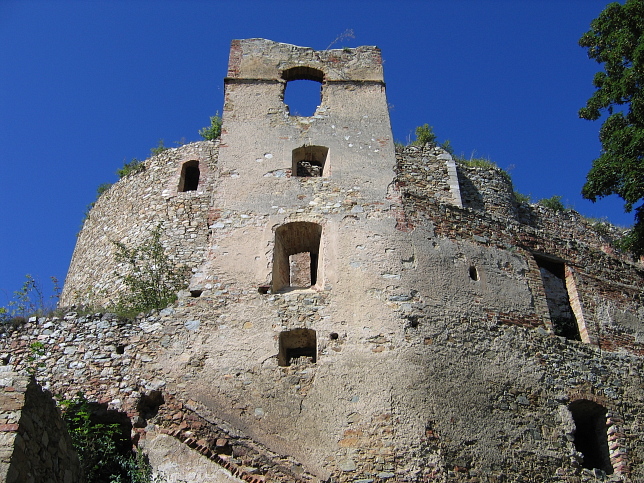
[456,163,518,220]
[60,141,218,307]
[4,39,644,482]
[0,372,82,483]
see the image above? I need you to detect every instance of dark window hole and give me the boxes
[534,255,581,340]
[292,145,328,177]
[569,400,613,475]
[179,161,200,192]
[115,344,125,355]
[329,332,339,340]
[137,390,165,420]
[278,328,316,367]
[469,266,479,281]
[190,290,203,298]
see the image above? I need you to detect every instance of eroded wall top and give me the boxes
[227,38,384,82]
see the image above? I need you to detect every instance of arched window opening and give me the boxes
[282,67,324,117]
[278,328,317,367]
[292,145,329,177]
[568,400,613,475]
[272,222,322,292]
[534,255,581,340]
[179,161,200,192]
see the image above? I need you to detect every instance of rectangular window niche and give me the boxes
[272,222,323,292]
[534,255,585,341]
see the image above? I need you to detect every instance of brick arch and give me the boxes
[281,66,325,83]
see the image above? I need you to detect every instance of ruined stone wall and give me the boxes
[0,372,82,483]
[456,163,519,220]
[60,141,219,307]
[394,145,462,208]
[400,189,644,355]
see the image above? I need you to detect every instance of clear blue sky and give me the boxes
[0,0,626,305]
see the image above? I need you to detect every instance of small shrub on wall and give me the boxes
[113,225,188,317]
[538,195,565,212]
[61,393,160,482]
[199,113,222,141]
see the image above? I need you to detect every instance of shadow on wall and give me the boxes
[457,170,484,211]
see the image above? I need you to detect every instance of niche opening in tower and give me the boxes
[568,399,613,475]
[469,266,479,281]
[293,145,329,177]
[534,254,581,340]
[272,222,322,292]
[179,160,200,192]
[281,66,324,117]
[278,328,317,367]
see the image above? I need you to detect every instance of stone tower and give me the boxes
[198,38,398,294]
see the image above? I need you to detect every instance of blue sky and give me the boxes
[0,0,626,305]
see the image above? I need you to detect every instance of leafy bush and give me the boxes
[199,113,222,141]
[411,123,437,146]
[117,158,145,179]
[614,221,644,257]
[538,195,565,212]
[61,393,159,482]
[440,139,454,155]
[113,225,187,317]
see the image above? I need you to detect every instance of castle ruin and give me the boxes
[2,39,644,482]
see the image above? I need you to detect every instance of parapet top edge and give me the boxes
[232,37,381,53]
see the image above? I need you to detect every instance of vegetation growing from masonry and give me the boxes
[150,139,168,156]
[404,123,455,155]
[199,112,222,141]
[117,158,145,179]
[82,183,114,226]
[0,275,60,329]
[538,195,565,212]
[412,124,437,146]
[61,393,160,482]
[113,225,187,317]
[579,0,644,257]
[513,191,531,205]
[409,123,533,201]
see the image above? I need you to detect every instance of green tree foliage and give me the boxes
[113,225,187,316]
[199,113,222,141]
[579,0,644,256]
